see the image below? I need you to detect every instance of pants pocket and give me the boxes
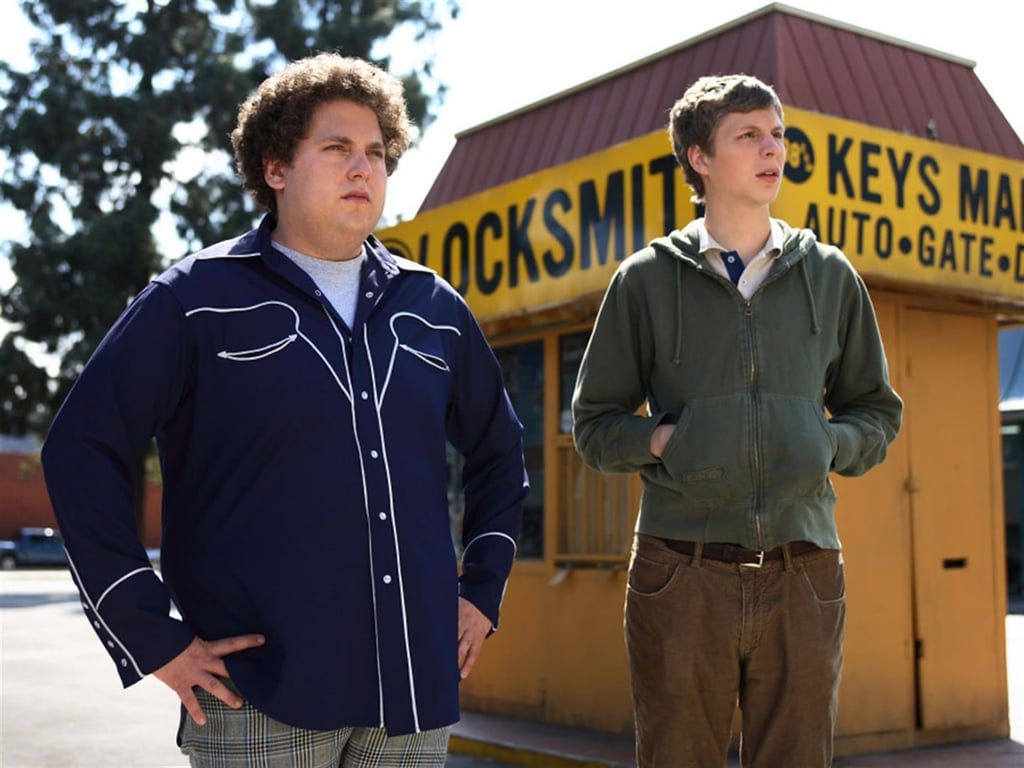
[800,551,845,604]
[627,554,681,597]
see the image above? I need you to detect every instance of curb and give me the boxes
[448,734,626,768]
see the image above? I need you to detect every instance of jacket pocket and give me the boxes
[760,394,837,500]
[658,394,753,503]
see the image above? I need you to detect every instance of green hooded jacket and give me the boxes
[572,218,903,551]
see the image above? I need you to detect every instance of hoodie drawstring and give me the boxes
[799,259,821,335]
[673,259,683,365]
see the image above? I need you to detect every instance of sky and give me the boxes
[1,0,1022,284]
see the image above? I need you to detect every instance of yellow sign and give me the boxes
[377,106,1024,318]
[779,108,1024,300]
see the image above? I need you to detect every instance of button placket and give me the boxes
[349,321,416,716]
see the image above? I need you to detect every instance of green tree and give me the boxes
[0,0,455,438]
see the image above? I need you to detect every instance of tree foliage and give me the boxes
[0,0,456,436]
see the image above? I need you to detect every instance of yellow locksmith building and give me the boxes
[379,3,1023,757]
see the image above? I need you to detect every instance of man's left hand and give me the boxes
[457,597,493,680]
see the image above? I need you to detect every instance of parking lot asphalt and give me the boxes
[0,570,516,768]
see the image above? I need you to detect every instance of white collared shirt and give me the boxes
[697,219,784,300]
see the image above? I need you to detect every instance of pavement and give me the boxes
[2,569,1023,767]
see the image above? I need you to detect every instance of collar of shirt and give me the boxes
[696,218,784,262]
[696,218,784,299]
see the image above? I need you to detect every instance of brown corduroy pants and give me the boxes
[625,533,846,768]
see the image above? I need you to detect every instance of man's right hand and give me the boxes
[650,424,676,458]
[152,634,265,726]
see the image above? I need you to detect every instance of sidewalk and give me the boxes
[449,611,1024,767]
[450,710,1024,767]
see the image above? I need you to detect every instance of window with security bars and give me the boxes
[450,329,639,564]
[494,340,544,559]
[447,338,544,560]
[554,330,638,564]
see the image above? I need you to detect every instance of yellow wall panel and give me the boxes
[902,308,1006,730]
[833,298,917,737]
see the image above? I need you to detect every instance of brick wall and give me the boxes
[0,452,162,548]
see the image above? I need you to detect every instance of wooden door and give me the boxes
[902,307,1005,729]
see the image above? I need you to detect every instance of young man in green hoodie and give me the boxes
[572,74,903,767]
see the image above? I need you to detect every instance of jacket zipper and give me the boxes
[744,300,766,549]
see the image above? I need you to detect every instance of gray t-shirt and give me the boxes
[273,241,366,328]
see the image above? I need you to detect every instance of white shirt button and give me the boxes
[370,449,379,459]
[315,290,322,296]
[361,391,369,400]
[120,659,128,667]
[365,291,374,299]
[727,255,736,263]
[383,575,392,584]
[378,512,387,520]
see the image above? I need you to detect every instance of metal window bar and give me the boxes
[555,442,637,563]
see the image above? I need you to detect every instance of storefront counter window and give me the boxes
[447,327,637,565]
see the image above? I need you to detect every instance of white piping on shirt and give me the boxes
[217,335,297,361]
[381,312,461,400]
[365,321,421,732]
[463,532,519,626]
[96,567,154,609]
[185,301,351,403]
[463,530,518,557]
[323,308,387,728]
[378,311,464,731]
[65,549,148,678]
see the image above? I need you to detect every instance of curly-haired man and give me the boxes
[43,53,528,767]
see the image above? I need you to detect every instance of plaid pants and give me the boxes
[179,687,450,768]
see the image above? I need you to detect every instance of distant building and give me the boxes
[0,439,53,537]
[0,434,161,548]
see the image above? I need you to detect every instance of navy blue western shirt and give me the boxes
[41,216,528,735]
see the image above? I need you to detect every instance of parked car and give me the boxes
[0,527,67,569]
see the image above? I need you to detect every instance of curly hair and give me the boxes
[668,74,783,203]
[231,53,412,212]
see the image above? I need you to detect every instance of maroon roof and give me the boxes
[419,4,1023,213]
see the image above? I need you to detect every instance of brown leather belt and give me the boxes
[657,538,820,567]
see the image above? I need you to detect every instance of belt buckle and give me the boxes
[740,550,765,568]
